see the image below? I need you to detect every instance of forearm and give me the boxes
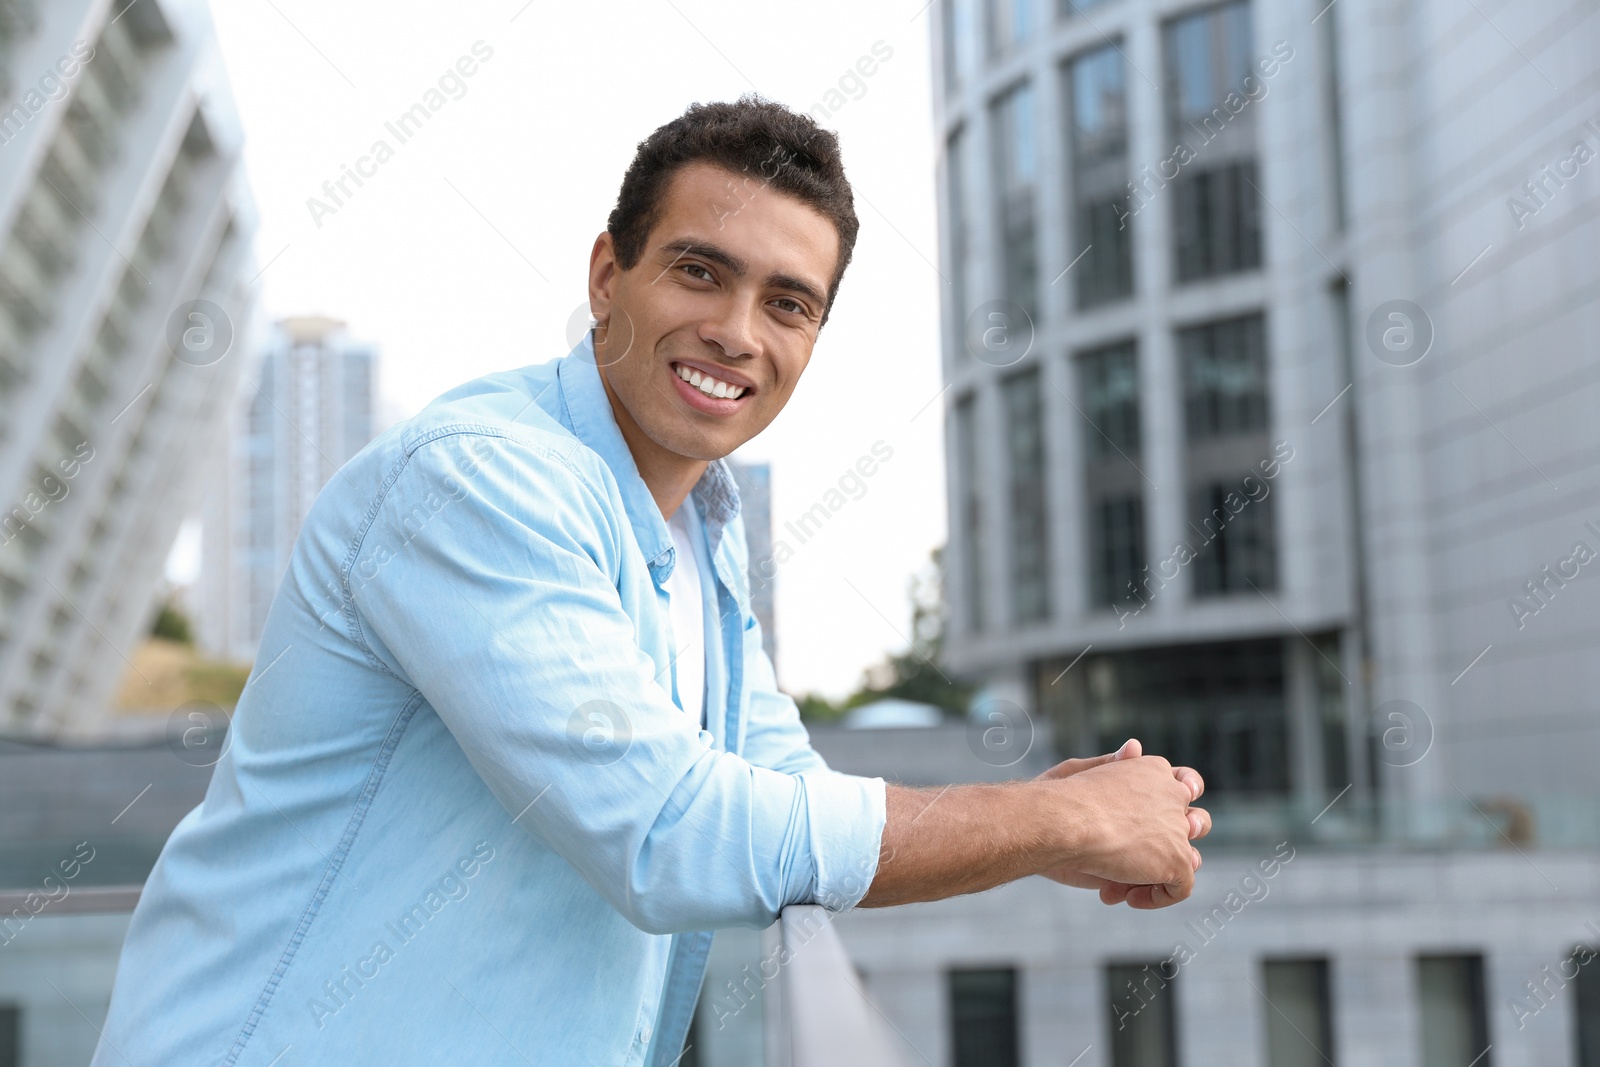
[857,781,1075,908]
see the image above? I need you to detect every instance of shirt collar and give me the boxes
[555,330,741,582]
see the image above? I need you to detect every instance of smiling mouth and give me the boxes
[671,361,751,400]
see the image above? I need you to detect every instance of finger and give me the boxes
[1037,738,1140,780]
[1187,808,1212,840]
[1041,868,1111,891]
[1143,865,1196,909]
[1173,766,1204,801]
[1099,881,1135,906]
[1124,884,1162,909]
[1132,883,1180,910]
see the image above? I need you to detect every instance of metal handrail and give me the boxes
[0,884,141,915]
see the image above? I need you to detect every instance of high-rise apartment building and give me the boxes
[198,316,377,663]
[0,0,256,737]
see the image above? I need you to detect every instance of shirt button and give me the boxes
[638,1020,653,1044]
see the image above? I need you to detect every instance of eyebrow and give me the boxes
[656,237,828,312]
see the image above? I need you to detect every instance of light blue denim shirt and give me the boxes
[92,333,888,1067]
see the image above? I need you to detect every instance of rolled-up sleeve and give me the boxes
[346,428,883,932]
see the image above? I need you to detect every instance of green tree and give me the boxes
[151,599,194,645]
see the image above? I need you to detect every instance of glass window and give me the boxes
[1182,314,1268,441]
[1068,45,1134,307]
[991,83,1039,322]
[947,129,970,355]
[950,968,1020,1067]
[1416,956,1491,1067]
[1081,639,1290,795]
[1166,1,1254,138]
[1061,0,1114,15]
[1576,944,1600,1067]
[1078,341,1144,609]
[993,82,1037,195]
[1108,961,1178,1067]
[1262,959,1336,1067]
[1188,476,1277,594]
[1173,159,1262,280]
[1090,496,1145,607]
[1003,367,1050,624]
[1163,2,1262,282]
[1319,7,1347,230]
[945,0,975,94]
[986,0,1033,58]
[955,392,986,634]
[1080,341,1140,458]
[0,1005,16,1067]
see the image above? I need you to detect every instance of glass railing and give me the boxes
[765,905,913,1067]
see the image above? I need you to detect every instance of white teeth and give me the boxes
[674,363,746,400]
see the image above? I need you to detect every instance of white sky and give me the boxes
[198,0,949,700]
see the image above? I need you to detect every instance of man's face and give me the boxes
[587,160,841,462]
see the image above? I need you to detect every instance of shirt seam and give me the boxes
[221,690,426,1065]
[339,423,603,680]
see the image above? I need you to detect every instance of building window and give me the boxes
[1067,44,1133,307]
[1078,341,1144,608]
[1262,959,1336,1067]
[986,0,1033,58]
[1183,314,1268,439]
[1164,1,1262,282]
[0,1005,15,1067]
[947,128,971,357]
[1003,367,1050,624]
[1081,340,1141,456]
[1090,497,1145,608]
[1181,313,1275,596]
[1319,7,1348,231]
[1576,945,1600,1067]
[1416,955,1491,1067]
[1188,477,1276,594]
[1061,0,1113,15]
[1108,961,1178,1067]
[991,82,1039,323]
[955,392,986,634]
[1173,159,1262,280]
[949,968,1020,1067]
[1072,639,1290,795]
[945,0,974,95]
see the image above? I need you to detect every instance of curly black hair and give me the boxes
[606,93,859,327]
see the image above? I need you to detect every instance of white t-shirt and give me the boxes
[663,500,707,729]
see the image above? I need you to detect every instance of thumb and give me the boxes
[1037,739,1141,781]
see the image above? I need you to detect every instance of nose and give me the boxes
[698,292,760,361]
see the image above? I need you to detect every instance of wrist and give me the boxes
[1038,776,1091,871]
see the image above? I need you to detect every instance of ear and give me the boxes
[588,231,619,324]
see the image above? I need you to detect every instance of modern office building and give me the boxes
[198,316,377,663]
[818,0,1600,1065]
[0,0,257,738]
[729,458,778,672]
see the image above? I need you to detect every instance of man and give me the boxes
[94,95,1208,1066]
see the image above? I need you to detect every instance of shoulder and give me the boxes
[352,361,614,505]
